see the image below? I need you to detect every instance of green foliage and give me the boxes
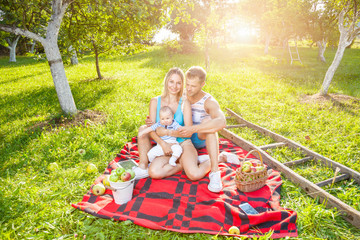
[61,0,165,79]
[0,44,360,239]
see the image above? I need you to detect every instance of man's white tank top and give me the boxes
[191,93,211,125]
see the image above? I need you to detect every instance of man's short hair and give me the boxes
[186,66,206,83]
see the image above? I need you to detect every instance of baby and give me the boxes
[138,106,183,166]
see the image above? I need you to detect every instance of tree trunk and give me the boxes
[320,41,348,95]
[320,7,359,96]
[317,39,326,63]
[43,40,77,115]
[95,53,102,79]
[69,45,78,65]
[204,29,210,71]
[30,40,36,53]
[264,34,271,55]
[93,43,102,79]
[6,36,20,62]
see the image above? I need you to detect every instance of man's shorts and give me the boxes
[191,133,206,149]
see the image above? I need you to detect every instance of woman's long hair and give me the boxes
[161,67,185,101]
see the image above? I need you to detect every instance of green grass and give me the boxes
[1,44,360,239]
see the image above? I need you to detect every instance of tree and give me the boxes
[168,0,203,42]
[305,0,338,62]
[320,0,360,95]
[239,0,311,54]
[0,32,20,62]
[0,0,77,115]
[64,0,164,79]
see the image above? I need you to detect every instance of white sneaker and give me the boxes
[208,171,222,193]
[133,166,149,180]
[219,152,241,165]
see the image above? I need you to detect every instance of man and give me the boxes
[178,66,226,192]
[134,66,226,193]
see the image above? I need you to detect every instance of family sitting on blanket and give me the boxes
[134,66,239,193]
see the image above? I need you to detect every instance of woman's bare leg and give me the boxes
[148,156,183,179]
[180,140,211,181]
[137,125,151,169]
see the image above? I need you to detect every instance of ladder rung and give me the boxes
[259,142,286,150]
[284,156,314,167]
[226,116,232,119]
[225,124,247,129]
[316,174,350,187]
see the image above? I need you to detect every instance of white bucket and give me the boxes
[110,179,135,204]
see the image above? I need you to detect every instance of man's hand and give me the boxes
[145,115,153,127]
[178,126,195,137]
[160,142,173,156]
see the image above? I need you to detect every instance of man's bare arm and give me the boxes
[179,98,226,135]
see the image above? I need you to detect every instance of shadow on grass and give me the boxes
[0,56,47,68]
[0,80,116,176]
[0,71,48,86]
[77,47,201,72]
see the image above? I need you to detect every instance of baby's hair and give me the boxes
[159,106,174,116]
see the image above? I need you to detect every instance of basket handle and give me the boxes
[242,149,263,166]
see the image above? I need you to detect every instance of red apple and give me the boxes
[121,171,131,182]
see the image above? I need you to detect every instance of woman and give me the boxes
[134,67,193,179]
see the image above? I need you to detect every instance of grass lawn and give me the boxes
[0,44,359,239]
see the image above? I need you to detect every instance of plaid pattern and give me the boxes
[72,137,297,238]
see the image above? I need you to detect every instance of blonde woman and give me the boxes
[134,67,192,179]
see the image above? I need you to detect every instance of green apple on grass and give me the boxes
[47,162,59,171]
[86,163,98,173]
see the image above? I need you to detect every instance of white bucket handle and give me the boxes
[112,180,134,192]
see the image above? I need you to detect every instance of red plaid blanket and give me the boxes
[72,137,297,238]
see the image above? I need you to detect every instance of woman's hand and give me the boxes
[145,115,153,127]
[160,142,173,156]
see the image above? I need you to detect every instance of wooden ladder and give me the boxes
[288,40,302,64]
[221,108,360,229]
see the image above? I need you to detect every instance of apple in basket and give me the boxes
[241,161,252,173]
[255,166,265,172]
[251,166,257,173]
[92,183,106,196]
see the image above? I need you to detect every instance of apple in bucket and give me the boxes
[109,167,136,205]
[121,171,132,182]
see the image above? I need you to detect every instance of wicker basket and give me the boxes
[235,150,268,192]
